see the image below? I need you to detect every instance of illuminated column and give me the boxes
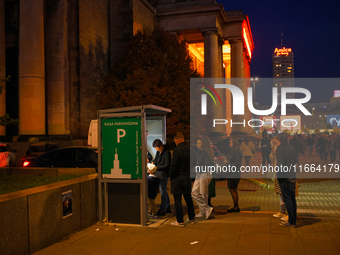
[202,29,224,133]
[0,0,5,135]
[202,29,219,78]
[46,0,70,135]
[230,38,248,134]
[19,0,45,135]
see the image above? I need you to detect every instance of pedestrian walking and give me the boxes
[306,135,314,156]
[169,132,195,227]
[192,136,214,219]
[239,136,256,166]
[289,134,300,165]
[336,134,340,162]
[276,133,298,228]
[317,133,328,161]
[226,138,242,213]
[314,134,320,155]
[328,135,336,163]
[299,135,307,156]
[259,132,272,166]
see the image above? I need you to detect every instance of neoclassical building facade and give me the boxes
[0,0,253,140]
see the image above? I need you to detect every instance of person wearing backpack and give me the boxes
[259,132,272,166]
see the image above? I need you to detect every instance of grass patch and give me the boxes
[0,175,85,195]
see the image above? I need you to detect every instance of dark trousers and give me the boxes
[330,149,336,162]
[148,176,159,199]
[173,193,195,223]
[262,151,271,166]
[279,181,297,225]
[319,149,327,161]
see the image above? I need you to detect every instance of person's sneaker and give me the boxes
[170,221,184,228]
[148,213,158,219]
[195,213,205,218]
[205,207,213,219]
[273,212,285,218]
[165,207,171,213]
[281,215,288,222]
[186,218,196,224]
[279,221,296,228]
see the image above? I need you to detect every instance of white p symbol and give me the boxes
[117,129,126,143]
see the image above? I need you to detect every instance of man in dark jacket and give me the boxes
[276,133,298,228]
[151,139,171,216]
[169,132,195,227]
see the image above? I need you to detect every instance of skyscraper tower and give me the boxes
[272,34,294,104]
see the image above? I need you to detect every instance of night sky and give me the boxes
[219,0,340,104]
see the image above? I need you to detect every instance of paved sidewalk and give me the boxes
[34,211,340,255]
[34,177,340,255]
[34,153,340,255]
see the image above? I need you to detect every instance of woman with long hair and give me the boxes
[192,136,214,219]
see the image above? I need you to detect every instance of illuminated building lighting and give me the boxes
[274,47,292,56]
[188,44,204,62]
[243,27,252,59]
[222,44,231,54]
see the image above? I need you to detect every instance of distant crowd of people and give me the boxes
[146,130,339,228]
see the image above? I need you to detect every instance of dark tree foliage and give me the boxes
[0,68,18,127]
[99,28,200,139]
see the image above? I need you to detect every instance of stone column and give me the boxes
[202,29,223,133]
[230,38,247,134]
[19,0,45,136]
[45,0,70,136]
[202,29,219,78]
[0,0,5,135]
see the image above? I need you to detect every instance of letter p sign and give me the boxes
[117,129,126,143]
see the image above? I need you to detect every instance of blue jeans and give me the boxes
[279,180,297,225]
[159,177,170,212]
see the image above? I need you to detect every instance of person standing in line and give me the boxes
[270,136,287,219]
[259,132,272,166]
[306,135,314,156]
[226,138,242,213]
[239,136,256,166]
[169,132,195,227]
[192,136,214,220]
[289,134,300,165]
[317,133,328,161]
[276,133,298,228]
[150,139,172,216]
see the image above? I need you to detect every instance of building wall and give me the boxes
[109,0,133,67]
[78,0,109,138]
[132,0,156,34]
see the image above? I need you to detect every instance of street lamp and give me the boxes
[250,77,258,102]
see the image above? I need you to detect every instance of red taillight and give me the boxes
[23,161,30,167]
